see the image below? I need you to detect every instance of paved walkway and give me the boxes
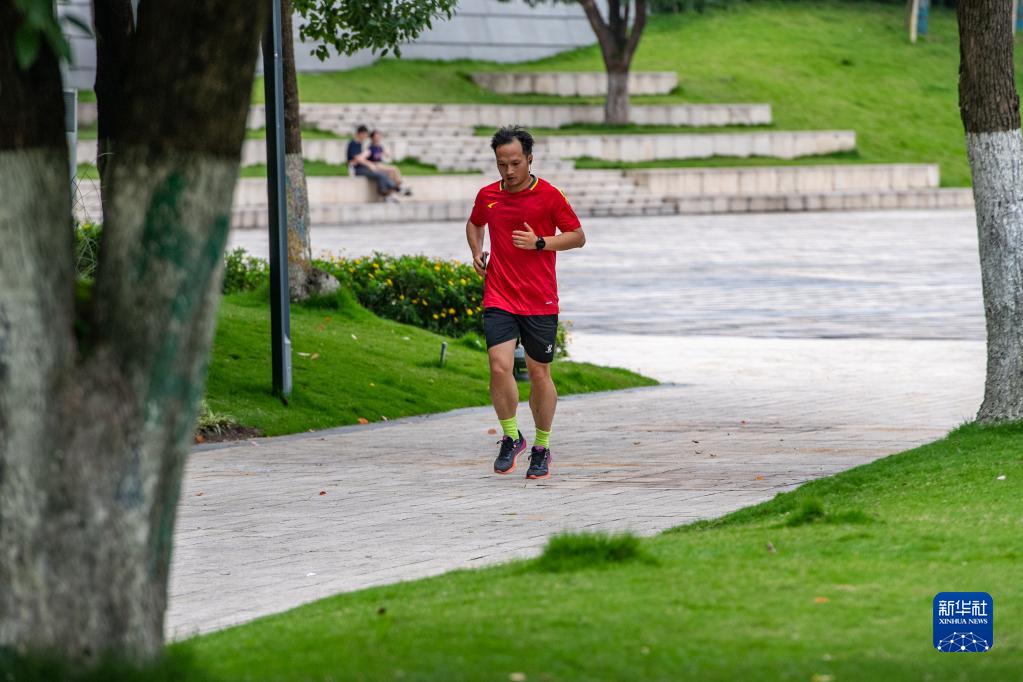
[169,210,986,638]
[167,335,983,639]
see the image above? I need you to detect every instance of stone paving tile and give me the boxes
[166,336,984,638]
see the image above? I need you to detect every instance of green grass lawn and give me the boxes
[250,1,1023,187]
[205,290,654,437]
[176,420,1023,680]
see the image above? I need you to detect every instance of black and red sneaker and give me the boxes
[494,431,527,474]
[526,446,551,480]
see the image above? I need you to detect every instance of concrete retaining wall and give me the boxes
[540,131,857,162]
[263,102,774,129]
[628,164,940,196]
[471,71,678,96]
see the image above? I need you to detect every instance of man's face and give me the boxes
[357,130,368,141]
[494,139,531,188]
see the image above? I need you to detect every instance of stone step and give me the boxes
[472,71,678,97]
[249,102,774,129]
[673,188,974,214]
[227,189,973,228]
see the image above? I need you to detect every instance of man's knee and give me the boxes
[489,353,514,378]
[527,360,552,383]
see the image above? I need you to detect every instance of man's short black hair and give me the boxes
[356,125,369,134]
[491,125,533,156]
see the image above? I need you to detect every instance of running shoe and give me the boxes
[526,446,551,480]
[494,431,527,474]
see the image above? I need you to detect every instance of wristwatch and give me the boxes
[535,236,546,251]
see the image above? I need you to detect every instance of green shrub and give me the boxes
[223,248,270,294]
[317,252,485,338]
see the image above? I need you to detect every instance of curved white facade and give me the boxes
[60,0,599,90]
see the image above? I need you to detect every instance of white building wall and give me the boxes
[60,0,599,90]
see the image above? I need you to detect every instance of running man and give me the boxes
[466,126,587,480]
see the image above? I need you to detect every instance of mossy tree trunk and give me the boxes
[0,0,264,664]
[957,0,1023,422]
[281,0,315,296]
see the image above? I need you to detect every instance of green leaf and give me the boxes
[14,22,41,70]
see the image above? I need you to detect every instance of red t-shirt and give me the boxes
[469,176,582,316]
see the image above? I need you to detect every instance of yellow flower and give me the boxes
[448,280,454,285]
[412,298,418,304]
[448,308,456,315]
[460,279,466,285]
[399,294,405,300]
[355,259,361,265]
[373,262,380,269]
[466,309,474,316]
[386,278,393,286]
[432,313,439,319]
[434,264,441,271]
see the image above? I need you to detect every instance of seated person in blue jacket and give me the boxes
[347,125,398,199]
[369,130,411,196]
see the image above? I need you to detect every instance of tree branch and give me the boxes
[625,0,647,62]
[579,0,617,63]
[92,0,136,179]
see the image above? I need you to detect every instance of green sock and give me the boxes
[535,428,551,448]
[499,416,518,439]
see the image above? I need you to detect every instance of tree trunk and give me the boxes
[578,0,646,125]
[957,0,1023,423]
[605,64,631,125]
[281,0,314,298]
[93,0,135,182]
[1,0,265,664]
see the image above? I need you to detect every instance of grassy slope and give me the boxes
[205,291,654,437]
[256,1,1023,187]
[183,421,1023,680]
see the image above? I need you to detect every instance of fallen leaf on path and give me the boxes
[358,417,369,425]
[196,491,204,497]
[488,428,497,435]
[195,434,205,443]
[319,490,327,496]
[814,596,829,603]
[755,475,765,481]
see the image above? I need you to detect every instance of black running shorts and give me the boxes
[483,307,558,364]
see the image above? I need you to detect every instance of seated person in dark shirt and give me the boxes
[347,125,398,199]
[368,130,410,196]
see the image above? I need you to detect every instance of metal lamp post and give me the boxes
[262,0,293,399]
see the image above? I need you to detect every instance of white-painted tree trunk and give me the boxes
[967,129,1023,422]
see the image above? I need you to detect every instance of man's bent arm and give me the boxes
[541,228,586,251]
